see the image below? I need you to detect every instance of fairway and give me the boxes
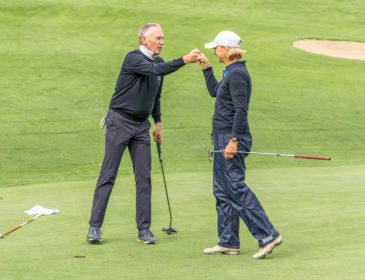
[1,166,364,279]
[1,0,365,187]
[1,0,365,279]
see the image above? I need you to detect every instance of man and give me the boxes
[87,23,200,244]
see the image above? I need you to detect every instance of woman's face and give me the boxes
[214,46,227,62]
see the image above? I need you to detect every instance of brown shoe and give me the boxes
[252,235,283,259]
[203,245,240,255]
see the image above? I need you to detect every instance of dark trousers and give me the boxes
[89,109,152,229]
[213,131,279,248]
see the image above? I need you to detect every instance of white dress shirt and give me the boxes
[139,45,155,60]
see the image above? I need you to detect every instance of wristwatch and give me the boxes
[231,137,238,142]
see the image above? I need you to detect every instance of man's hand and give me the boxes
[224,139,238,159]
[183,49,201,63]
[153,122,162,144]
[197,53,211,69]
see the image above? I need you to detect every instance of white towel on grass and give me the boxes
[24,205,60,216]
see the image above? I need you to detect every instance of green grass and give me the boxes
[1,0,365,187]
[1,0,365,279]
[1,166,364,279]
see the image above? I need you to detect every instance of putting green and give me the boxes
[1,166,364,279]
[1,0,365,279]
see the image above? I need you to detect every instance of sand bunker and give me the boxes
[293,39,365,61]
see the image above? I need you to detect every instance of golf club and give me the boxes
[156,139,177,235]
[0,214,42,239]
[209,150,331,161]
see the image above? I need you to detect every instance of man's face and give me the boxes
[141,27,165,57]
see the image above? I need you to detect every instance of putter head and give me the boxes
[0,233,3,239]
[208,150,214,161]
[162,227,177,235]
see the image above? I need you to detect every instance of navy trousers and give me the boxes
[89,109,152,229]
[213,131,279,248]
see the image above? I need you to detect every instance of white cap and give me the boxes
[204,31,243,49]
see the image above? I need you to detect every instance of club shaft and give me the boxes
[157,140,173,228]
[159,160,173,228]
[211,150,331,160]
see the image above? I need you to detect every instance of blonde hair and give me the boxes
[225,47,246,61]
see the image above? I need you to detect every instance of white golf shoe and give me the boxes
[203,245,240,255]
[252,235,283,259]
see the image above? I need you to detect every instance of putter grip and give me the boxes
[156,140,162,162]
[295,155,331,160]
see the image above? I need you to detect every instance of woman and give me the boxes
[197,31,282,259]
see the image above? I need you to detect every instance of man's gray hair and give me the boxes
[139,23,161,45]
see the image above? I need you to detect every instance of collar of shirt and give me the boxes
[139,45,155,60]
[223,60,247,78]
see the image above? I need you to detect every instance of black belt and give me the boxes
[110,108,144,122]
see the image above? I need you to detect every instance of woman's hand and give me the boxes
[197,53,211,69]
[224,139,238,159]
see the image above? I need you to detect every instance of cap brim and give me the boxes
[204,42,218,49]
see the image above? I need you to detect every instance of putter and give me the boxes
[156,139,177,235]
[209,150,331,161]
